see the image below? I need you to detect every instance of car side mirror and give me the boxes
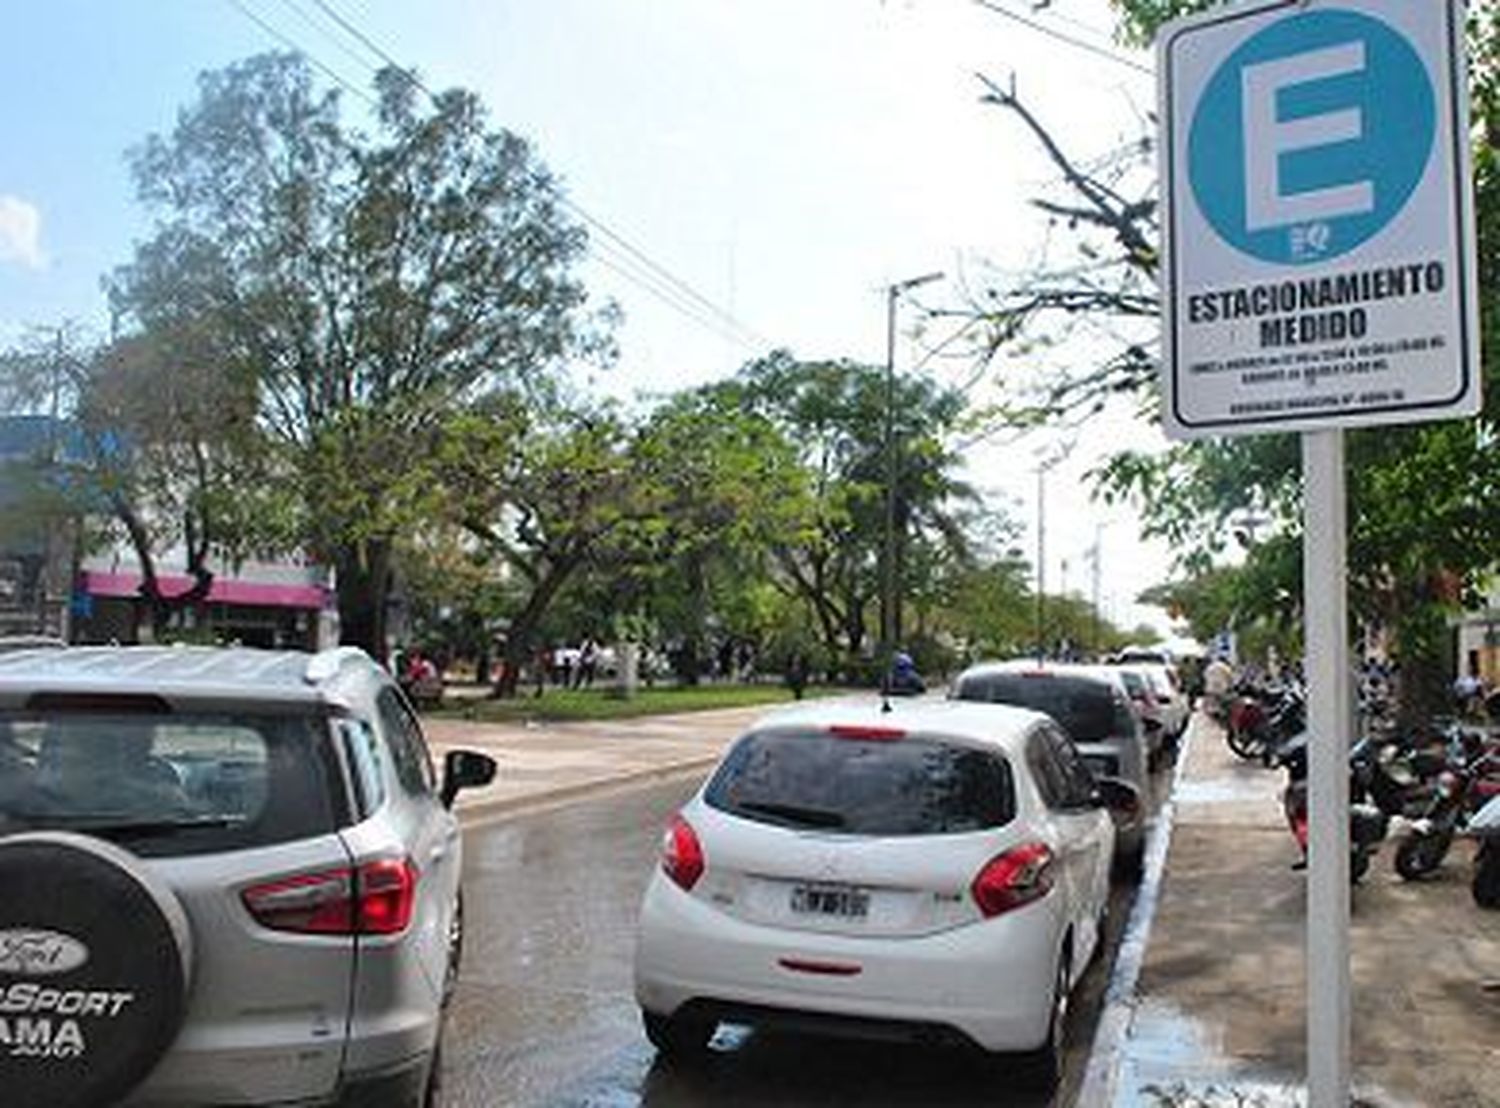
[1091,776,1141,821]
[441,749,497,809]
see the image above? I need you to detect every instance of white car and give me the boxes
[633,699,1135,1087]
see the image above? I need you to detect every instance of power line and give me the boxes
[304,0,769,349]
[221,0,377,107]
[973,0,1154,77]
[226,0,770,353]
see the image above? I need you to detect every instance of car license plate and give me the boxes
[790,883,869,919]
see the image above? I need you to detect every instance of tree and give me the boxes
[625,386,812,683]
[1,326,289,638]
[969,2,1500,715]
[434,404,648,697]
[109,53,610,655]
[732,352,979,675]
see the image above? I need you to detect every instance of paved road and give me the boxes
[442,767,1170,1107]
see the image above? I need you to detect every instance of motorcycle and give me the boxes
[1274,732,1389,883]
[1397,733,1500,880]
[1471,791,1500,908]
[1228,681,1305,765]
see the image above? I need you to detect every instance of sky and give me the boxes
[0,0,1184,639]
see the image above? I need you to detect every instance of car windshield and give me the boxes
[0,710,336,856]
[704,730,1015,836]
[954,674,1129,743]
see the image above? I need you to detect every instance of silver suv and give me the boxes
[0,645,495,1108]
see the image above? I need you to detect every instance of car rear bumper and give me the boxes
[634,877,1063,1053]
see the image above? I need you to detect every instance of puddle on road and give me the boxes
[1117,1001,1412,1108]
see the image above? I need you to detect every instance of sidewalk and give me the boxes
[1097,716,1500,1107]
[424,702,789,823]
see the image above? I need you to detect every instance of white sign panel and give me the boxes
[1159,0,1479,439]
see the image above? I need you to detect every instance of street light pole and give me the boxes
[881,270,943,662]
[1035,463,1046,662]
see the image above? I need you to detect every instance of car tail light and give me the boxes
[242,858,419,936]
[661,814,705,891]
[827,724,906,741]
[971,843,1054,918]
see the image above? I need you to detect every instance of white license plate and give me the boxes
[790,883,870,919]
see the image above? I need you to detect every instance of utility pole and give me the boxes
[881,270,943,662]
[1034,463,1045,662]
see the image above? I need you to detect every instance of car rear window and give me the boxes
[953,674,1131,743]
[0,710,338,856]
[703,730,1014,835]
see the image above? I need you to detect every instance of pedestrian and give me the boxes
[786,650,808,700]
[1203,653,1234,721]
[577,638,600,689]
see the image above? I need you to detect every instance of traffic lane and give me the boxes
[444,766,1169,1107]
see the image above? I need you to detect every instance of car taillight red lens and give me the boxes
[356,858,420,935]
[827,724,906,741]
[971,843,1054,918]
[242,858,418,936]
[662,814,705,892]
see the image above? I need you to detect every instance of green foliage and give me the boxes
[108,52,609,652]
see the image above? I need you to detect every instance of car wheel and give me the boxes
[1112,835,1146,883]
[1474,844,1500,909]
[1016,948,1070,1091]
[642,1009,714,1062]
[443,894,464,1011]
[421,1039,444,1108]
[0,832,194,1108]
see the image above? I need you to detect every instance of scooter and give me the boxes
[1471,791,1500,908]
[1274,732,1389,883]
[1394,737,1500,881]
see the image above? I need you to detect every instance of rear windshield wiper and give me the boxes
[734,800,846,829]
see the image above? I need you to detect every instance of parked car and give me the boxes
[1110,665,1169,765]
[634,698,1137,1089]
[949,661,1151,871]
[0,644,496,1108]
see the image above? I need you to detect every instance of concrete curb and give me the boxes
[455,753,722,829]
[1075,719,1199,1108]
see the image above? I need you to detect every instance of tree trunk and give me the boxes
[680,551,708,687]
[335,540,392,659]
[493,555,577,699]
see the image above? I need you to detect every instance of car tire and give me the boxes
[1014,947,1070,1092]
[1474,844,1500,909]
[443,894,464,1011]
[0,831,193,1108]
[1113,836,1146,883]
[421,1040,444,1108]
[641,1009,714,1062]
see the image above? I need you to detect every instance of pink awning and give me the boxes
[80,570,331,610]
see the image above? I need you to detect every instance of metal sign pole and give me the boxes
[1303,427,1351,1106]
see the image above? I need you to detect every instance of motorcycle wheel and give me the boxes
[1474,844,1500,909]
[1394,829,1452,881]
[1226,725,1264,762]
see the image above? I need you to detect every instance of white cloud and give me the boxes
[0,195,47,270]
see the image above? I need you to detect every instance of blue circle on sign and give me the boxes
[1188,10,1434,265]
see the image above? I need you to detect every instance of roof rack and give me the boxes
[304,646,372,685]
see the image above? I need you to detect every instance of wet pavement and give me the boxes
[442,770,1170,1108]
[1103,719,1500,1107]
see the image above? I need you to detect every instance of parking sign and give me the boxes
[1160,0,1479,438]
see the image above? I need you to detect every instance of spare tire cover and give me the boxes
[0,832,192,1108]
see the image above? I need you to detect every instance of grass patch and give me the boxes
[429,682,846,723]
